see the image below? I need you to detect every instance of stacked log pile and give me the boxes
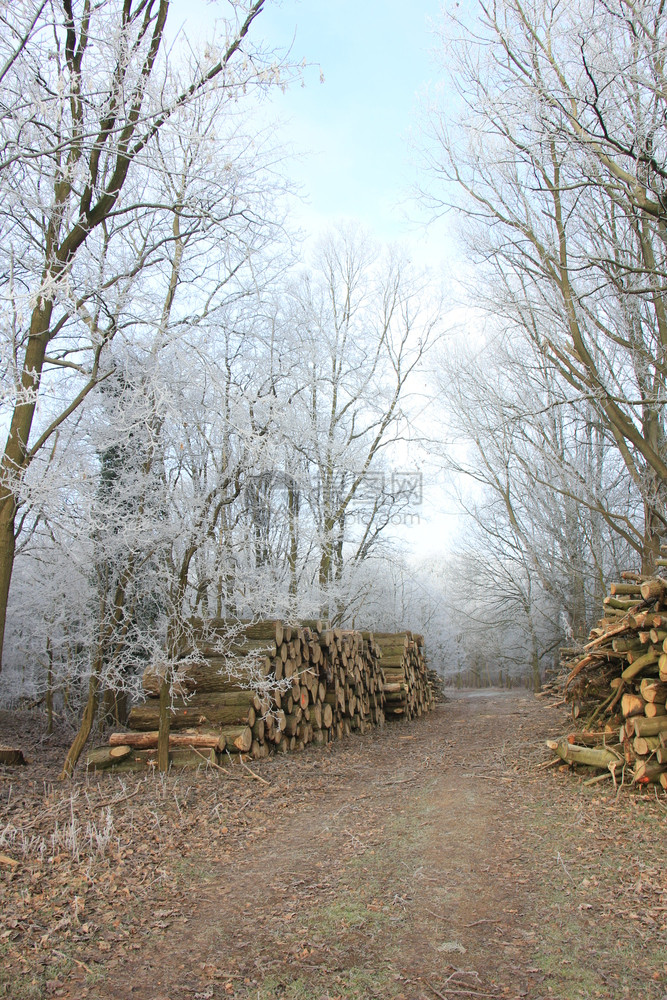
[427,668,447,703]
[322,628,386,739]
[372,632,434,719]
[87,622,432,771]
[546,570,667,787]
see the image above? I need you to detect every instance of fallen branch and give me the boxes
[535,757,561,771]
[238,755,270,785]
[583,771,613,786]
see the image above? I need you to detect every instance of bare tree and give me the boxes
[52,90,290,772]
[422,0,667,571]
[279,228,442,618]
[0,0,274,669]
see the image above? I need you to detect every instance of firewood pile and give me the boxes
[546,569,667,788]
[371,632,434,719]
[427,668,447,703]
[87,621,433,771]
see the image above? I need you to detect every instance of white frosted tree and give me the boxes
[0,0,281,671]
[273,228,443,620]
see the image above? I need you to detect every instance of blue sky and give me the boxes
[255,0,444,239]
[171,0,447,245]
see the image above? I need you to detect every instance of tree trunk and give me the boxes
[59,668,100,779]
[46,636,54,736]
[547,738,621,768]
[531,645,541,693]
[288,477,299,605]
[0,747,26,766]
[158,675,170,773]
[0,315,52,672]
[0,497,16,675]
[642,499,663,576]
[100,688,128,729]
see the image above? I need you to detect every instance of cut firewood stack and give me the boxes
[546,560,667,788]
[87,621,433,771]
[427,667,447,703]
[321,628,386,740]
[371,632,434,720]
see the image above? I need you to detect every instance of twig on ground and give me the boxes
[52,949,92,974]
[98,780,143,810]
[190,747,244,780]
[238,756,270,785]
[344,829,368,850]
[535,757,560,771]
[556,850,575,882]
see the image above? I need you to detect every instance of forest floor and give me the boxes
[0,690,666,1000]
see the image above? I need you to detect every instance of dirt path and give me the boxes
[2,690,667,1000]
